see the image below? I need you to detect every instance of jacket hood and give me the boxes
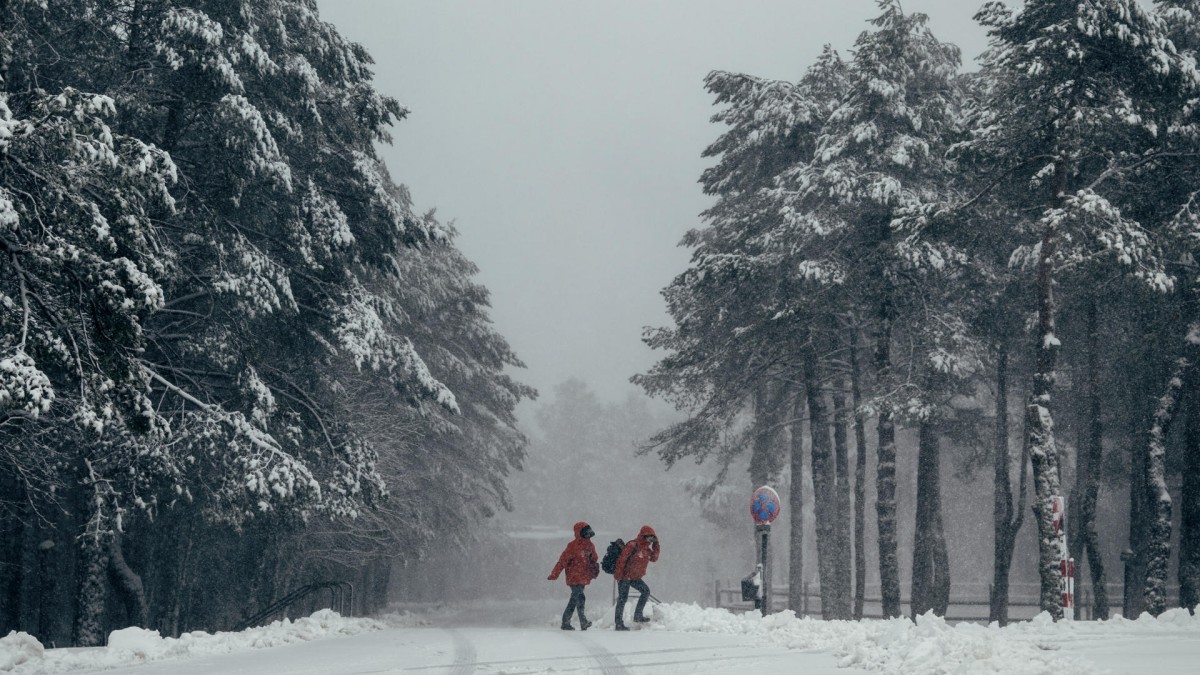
[574,521,590,538]
[637,525,656,540]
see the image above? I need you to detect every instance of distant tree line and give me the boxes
[637,0,1200,624]
[0,0,532,646]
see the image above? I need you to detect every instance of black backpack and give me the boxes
[600,538,625,575]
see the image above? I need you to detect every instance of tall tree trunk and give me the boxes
[788,386,807,615]
[990,343,1029,626]
[1126,418,1150,619]
[0,17,12,631]
[875,295,901,618]
[750,381,787,488]
[1026,165,1067,618]
[108,530,149,628]
[1181,364,1200,612]
[849,331,868,621]
[74,533,109,647]
[1142,323,1199,616]
[805,349,841,619]
[73,462,110,647]
[831,384,854,619]
[911,420,950,618]
[36,538,57,644]
[174,520,196,634]
[0,473,22,634]
[1070,298,1108,619]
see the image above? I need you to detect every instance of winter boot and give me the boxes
[633,614,650,623]
[560,622,575,630]
[614,623,629,631]
[580,618,592,631]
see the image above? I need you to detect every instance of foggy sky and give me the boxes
[316,1,990,410]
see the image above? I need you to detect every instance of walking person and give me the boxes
[613,525,659,630]
[548,521,599,630]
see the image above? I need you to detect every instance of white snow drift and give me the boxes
[3,603,1199,674]
[0,609,425,674]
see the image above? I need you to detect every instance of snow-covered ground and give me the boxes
[3,601,1199,674]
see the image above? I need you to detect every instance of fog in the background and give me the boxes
[317,0,989,406]
[318,2,1139,613]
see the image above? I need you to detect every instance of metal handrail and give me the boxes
[234,581,356,631]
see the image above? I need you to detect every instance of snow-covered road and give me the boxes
[94,625,858,675]
[7,600,1200,674]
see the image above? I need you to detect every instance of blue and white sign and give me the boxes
[750,485,781,525]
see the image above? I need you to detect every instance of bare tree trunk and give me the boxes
[788,386,807,615]
[170,519,195,635]
[1143,324,1199,616]
[0,473,23,634]
[805,349,842,619]
[74,533,109,646]
[1070,298,1108,619]
[750,381,787,488]
[74,463,111,647]
[1182,365,1200,612]
[875,295,901,618]
[831,384,854,619]
[35,538,57,644]
[911,421,950,618]
[108,530,149,628]
[849,331,868,621]
[990,344,1029,625]
[1126,424,1149,619]
[1026,169,1067,619]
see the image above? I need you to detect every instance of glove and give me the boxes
[547,574,556,581]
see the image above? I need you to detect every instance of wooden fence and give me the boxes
[713,580,1181,622]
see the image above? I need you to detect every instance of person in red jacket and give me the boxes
[613,525,659,630]
[547,521,599,630]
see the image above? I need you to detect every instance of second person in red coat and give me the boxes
[613,525,659,630]
[547,521,599,630]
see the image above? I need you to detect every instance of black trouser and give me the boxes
[615,579,650,624]
[563,584,587,626]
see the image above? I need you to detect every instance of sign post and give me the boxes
[1051,495,1074,620]
[751,485,782,616]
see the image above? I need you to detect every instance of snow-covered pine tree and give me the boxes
[103,0,456,525]
[1150,0,1200,616]
[966,0,1196,618]
[767,0,964,618]
[294,216,534,589]
[0,0,186,645]
[374,212,536,533]
[636,46,853,617]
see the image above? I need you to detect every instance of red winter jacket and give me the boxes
[549,522,599,586]
[614,525,660,581]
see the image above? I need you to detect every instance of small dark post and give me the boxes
[758,523,771,615]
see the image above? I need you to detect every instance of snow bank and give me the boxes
[0,633,42,671]
[0,609,419,674]
[640,603,1200,675]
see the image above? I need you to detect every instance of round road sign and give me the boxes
[751,485,781,524]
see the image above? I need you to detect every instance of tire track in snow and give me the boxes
[445,629,476,675]
[395,643,758,672]
[575,635,629,675]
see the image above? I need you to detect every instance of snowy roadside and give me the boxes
[622,602,1200,674]
[4,602,1198,675]
[0,609,426,674]
[632,603,1093,674]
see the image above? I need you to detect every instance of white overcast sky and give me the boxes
[316,1,991,409]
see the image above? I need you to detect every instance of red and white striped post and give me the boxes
[1051,496,1074,620]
